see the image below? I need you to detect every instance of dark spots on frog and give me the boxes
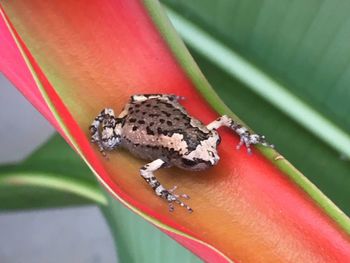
[161,110,171,117]
[184,121,193,128]
[145,145,159,150]
[124,97,213,156]
[182,158,212,168]
[129,118,136,123]
[129,109,134,114]
[182,158,197,167]
[89,126,97,134]
[121,117,127,127]
[156,127,182,137]
[138,120,145,124]
[146,126,154,135]
[181,113,191,123]
[151,181,161,190]
[183,131,210,152]
[158,101,173,107]
[140,167,148,172]
[146,104,151,107]
[168,148,179,156]
[164,103,173,108]
[149,113,160,118]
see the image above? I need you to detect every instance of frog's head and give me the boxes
[101,117,123,150]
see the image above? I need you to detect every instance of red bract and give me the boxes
[1,0,350,262]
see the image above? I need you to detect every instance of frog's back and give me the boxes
[120,98,212,162]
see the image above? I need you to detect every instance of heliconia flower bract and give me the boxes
[1,0,350,262]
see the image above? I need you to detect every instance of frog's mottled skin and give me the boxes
[90,94,272,212]
[122,96,221,171]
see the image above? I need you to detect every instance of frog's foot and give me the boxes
[236,133,274,154]
[140,159,193,213]
[164,186,192,213]
[206,115,274,154]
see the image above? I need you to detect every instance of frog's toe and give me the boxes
[169,185,190,199]
[175,95,186,101]
[165,188,193,213]
[237,133,273,154]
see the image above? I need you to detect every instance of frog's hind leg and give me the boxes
[130,94,185,103]
[140,159,192,213]
[207,115,274,154]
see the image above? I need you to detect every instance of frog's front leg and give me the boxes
[207,115,274,154]
[90,108,121,156]
[140,159,192,213]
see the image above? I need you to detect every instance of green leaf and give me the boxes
[0,135,106,211]
[161,0,350,215]
[101,194,201,263]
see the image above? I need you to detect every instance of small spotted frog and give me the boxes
[90,94,273,212]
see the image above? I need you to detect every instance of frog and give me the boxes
[89,94,273,212]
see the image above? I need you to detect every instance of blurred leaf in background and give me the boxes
[0,135,105,210]
[0,132,199,261]
[162,0,350,215]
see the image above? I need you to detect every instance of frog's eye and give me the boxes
[182,158,197,167]
[102,117,116,128]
